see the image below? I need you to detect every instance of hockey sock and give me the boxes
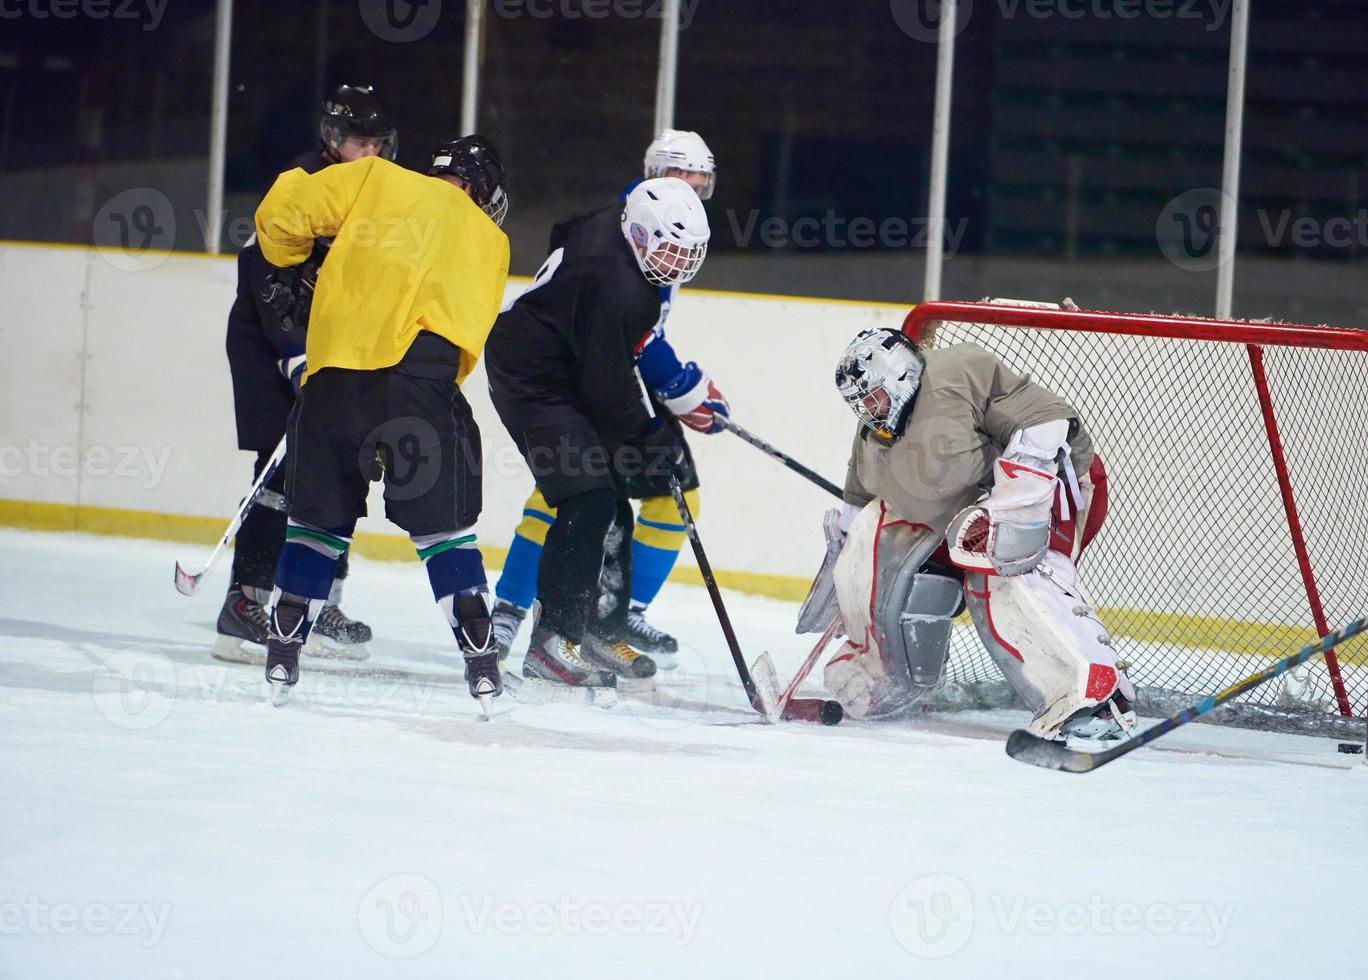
[593,500,636,633]
[537,488,616,643]
[629,490,697,607]
[415,530,490,652]
[230,450,289,590]
[274,519,351,603]
[494,488,556,609]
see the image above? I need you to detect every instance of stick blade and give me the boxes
[748,652,782,723]
[174,562,202,597]
[1005,729,1099,773]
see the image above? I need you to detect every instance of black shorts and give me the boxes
[284,337,481,537]
[510,412,687,508]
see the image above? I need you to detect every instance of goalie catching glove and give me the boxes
[948,419,1074,577]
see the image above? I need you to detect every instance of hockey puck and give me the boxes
[1337,742,1364,755]
[819,700,844,726]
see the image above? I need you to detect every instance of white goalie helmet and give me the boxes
[643,129,716,200]
[835,327,926,445]
[620,177,711,286]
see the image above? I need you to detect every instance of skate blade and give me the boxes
[268,681,295,707]
[303,635,371,661]
[212,635,263,665]
[510,674,617,707]
[616,676,657,695]
[476,692,494,721]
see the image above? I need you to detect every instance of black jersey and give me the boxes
[484,216,660,446]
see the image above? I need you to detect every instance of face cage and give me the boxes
[481,186,509,227]
[322,122,397,161]
[839,375,915,444]
[641,239,708,286]
[646,164,716,200]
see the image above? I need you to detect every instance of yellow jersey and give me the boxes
[254,156,510,384]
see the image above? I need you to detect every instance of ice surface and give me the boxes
[1,528,1364,979]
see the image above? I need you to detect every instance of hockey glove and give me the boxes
[656,365,730,434]
[261,259,319,333]
[278,354,306,395]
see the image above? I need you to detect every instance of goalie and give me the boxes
[809,324,1136,741]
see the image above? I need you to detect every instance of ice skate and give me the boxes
[1061,691,1138,743]
[514,625,617,706]
[304,582,371,661]
[464,652,503,719]
[264,594,312,705]
[490,598,528,666]
[212,586,270,664]
[622,604,679,669]
[582,631,657,694]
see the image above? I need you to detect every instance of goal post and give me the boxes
[899,300,1368,728]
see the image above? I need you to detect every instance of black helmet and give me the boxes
[427,135,508,227]
[320,84,397,161]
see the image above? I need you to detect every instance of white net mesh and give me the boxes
[912,302,1368,721]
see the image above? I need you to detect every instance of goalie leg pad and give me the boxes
[962,551,1129,737]
[825,501,946,716]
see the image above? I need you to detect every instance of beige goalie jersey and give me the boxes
[843,343,1095,534]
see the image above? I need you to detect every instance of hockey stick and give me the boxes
[717,417,843,500]
[777,614,842,713]
[173,437,287,597]
[1007,614,1368,773]
[668,475,841,725]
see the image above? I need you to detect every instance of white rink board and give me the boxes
[0,242,897,579]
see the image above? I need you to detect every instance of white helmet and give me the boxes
[620,177,710,286]
[835,328,926,445]
[643,129,716,200]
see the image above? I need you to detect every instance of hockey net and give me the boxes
[902,300,1368,734]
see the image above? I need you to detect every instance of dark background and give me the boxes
[2,0,1365,324]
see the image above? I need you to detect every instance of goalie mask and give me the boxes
[621,177,710,286]
[428,135,509,227]
[835,328,926,445]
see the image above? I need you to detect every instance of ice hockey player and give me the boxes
[218,83,397,663]
[489,130,727,668]
[251,135,510,713]
[809,323,1136,740]
[483,177,711,695]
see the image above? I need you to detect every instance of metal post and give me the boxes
[460,0,486,135]
[1215,0,1250,319]
[923,0,957,302]
[206,0,234,254]
[653,0,680,134]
